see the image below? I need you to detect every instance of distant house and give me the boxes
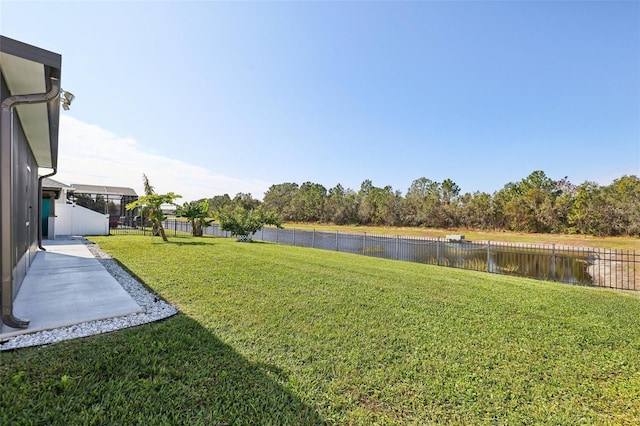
[41,177,73,238]
[39,179,139,237]
[1,36,63,329]
[67,184,138,228]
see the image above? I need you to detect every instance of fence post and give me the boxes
[608,249,612,288]
[363,233,366,256]
[293,228,296,246]
[551,244,556,281]
[312,229,315,248]
[336,231,339,251]
[437,237,441,266]
[487,241,491,272]
[395,235,399,260]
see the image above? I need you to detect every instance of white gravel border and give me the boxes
[0,239,178,351]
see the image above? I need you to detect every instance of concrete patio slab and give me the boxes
[0,238,142,340]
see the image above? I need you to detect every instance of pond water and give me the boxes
[255,228,594,285]
[406,241,592,285]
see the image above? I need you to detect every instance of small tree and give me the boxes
[218,206,282,242]
[176,200,213,236]
[126,174,181,242]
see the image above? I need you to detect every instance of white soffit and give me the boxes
[0,52,53,167]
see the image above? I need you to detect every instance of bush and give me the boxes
[217,206,282,241]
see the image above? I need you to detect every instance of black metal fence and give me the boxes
[110,220,638,291]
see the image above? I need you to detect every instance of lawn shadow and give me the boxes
[165,240,212,246]
[1,315,326,425]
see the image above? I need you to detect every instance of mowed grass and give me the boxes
[3,236,640,425]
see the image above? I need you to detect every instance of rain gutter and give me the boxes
[1,78,60,329]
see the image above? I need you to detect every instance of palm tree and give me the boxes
[126,174,181,241]
[176,200,213,236]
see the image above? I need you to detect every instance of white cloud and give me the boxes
[52,116,271,201]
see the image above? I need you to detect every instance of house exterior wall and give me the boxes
[0,73,41,299]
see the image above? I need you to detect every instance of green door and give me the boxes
[42,198,50,237]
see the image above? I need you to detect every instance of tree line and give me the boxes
[201,171,640,237]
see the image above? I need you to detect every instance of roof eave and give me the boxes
[0,36,62,169]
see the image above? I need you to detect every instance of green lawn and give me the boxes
[2,235,640,425]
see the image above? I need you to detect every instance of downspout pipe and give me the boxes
[1,78,61,329]
[38,168,57,250]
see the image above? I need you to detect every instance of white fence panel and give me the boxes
[53,204,109,237]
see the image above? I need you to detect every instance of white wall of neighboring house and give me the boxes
[55,187,71,205]
[52,204,109,237]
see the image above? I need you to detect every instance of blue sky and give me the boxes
[2,1,638,201]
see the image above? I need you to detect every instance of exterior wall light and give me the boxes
[61,90,75,110]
